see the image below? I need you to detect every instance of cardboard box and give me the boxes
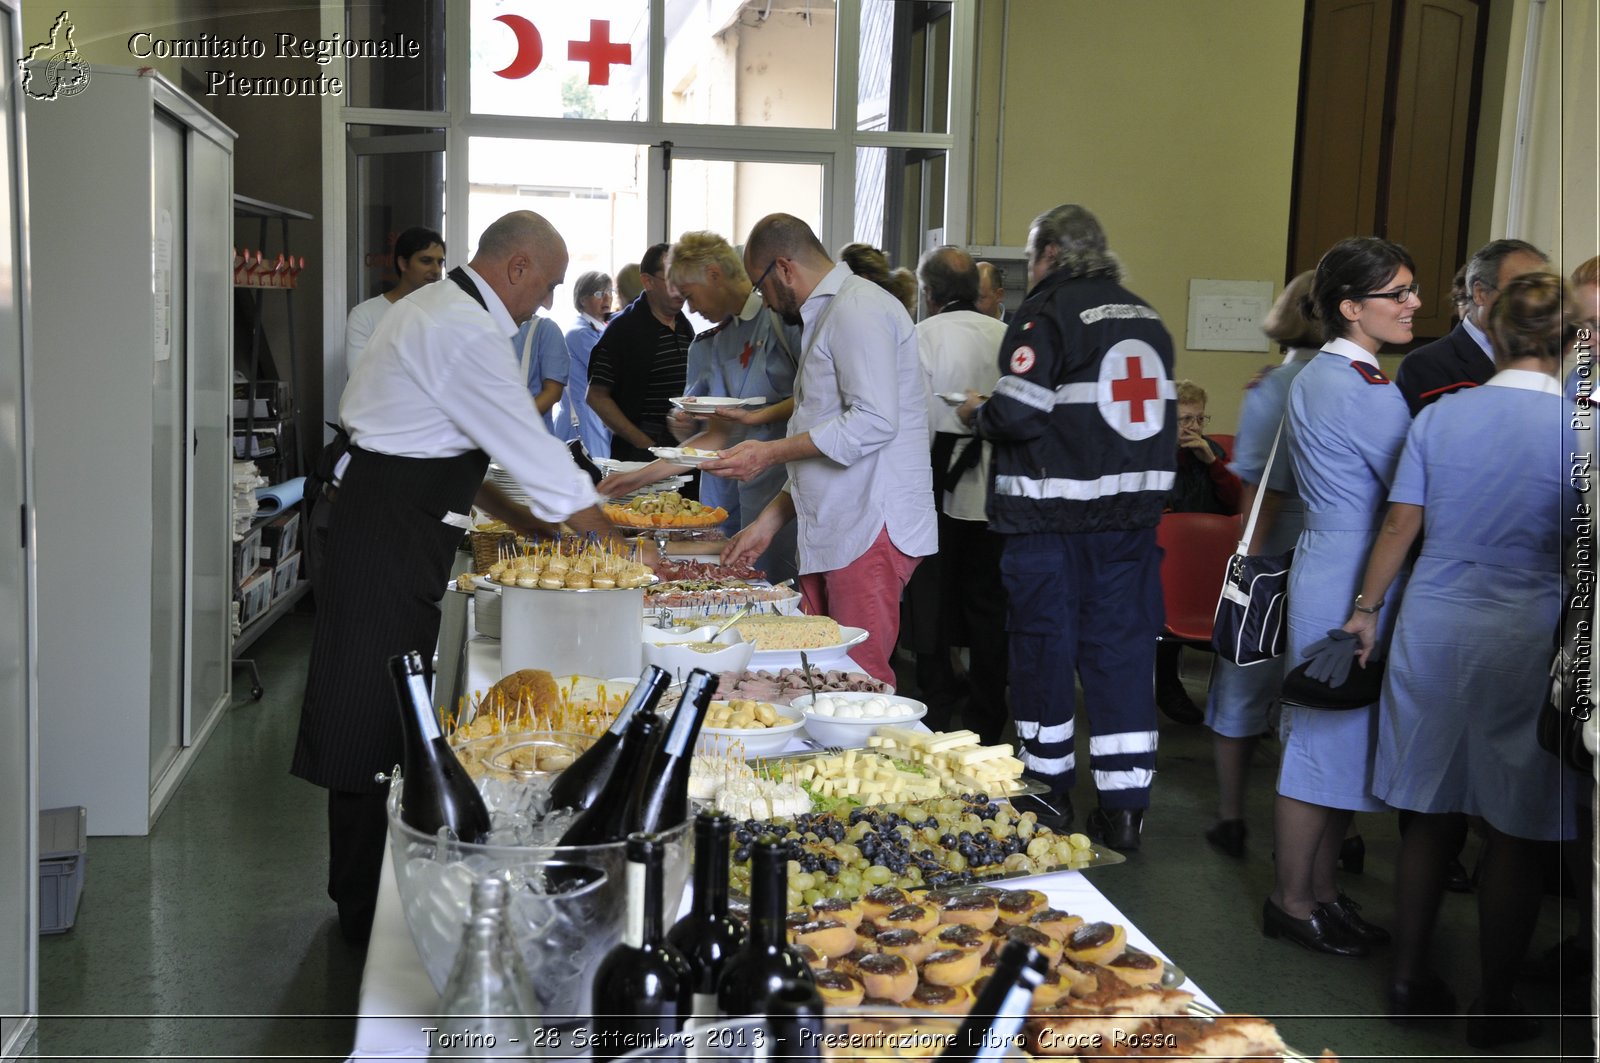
[272,551,301,599]
[232,527,262,581]
[259,511,300,564]
[237,567,273,626]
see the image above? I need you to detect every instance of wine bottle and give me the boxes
[589,832,693,1062]
[466,875,541,1023]
[548,665,670,813]
[940,939,1049,1063]
[634,668,717,835]
[392,651,491,843]
[765,976,825,1063]
[556,708,662,847]
[716,835,815,1015]
[666,811,745,1018]
[432,913,535,1058]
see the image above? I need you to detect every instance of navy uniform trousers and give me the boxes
[999,527,1163,809]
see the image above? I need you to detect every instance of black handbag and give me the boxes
[1282,656,1386,710]
[1213,419,1291,666]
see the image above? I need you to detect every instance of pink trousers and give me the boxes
[798,526,922,686]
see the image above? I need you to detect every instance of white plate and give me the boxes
[671,396,765,414]
[594,457,652,474]
[748,625,870,668]
[649,447,722,467]
[937,391,983,406]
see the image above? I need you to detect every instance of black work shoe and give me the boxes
[1387,972,1457,1018]
[1156,683,1204,725]
[1086,807,1143,851]
[1261,898,1367,956]
[1205,818,1246,858]
[1010,790,1073,834]
[1443,856,1473,893]
[1320,892,1389,945]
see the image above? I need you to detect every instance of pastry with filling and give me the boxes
[1027,908,1084,942]
[1063,920,1126,965]
[932,922,989,953]
[861,885,911,922]
[851,952,918,1003]
[1003,923,1062,965]
[813,968,866,1008]
[920,947,983,987]
[812,896,864,931]
[882,902,938,936]
[794,918,856,959]
[994,888,1048,925]
[904,981,974,1015]
[1103,947,1165,986]
[792,941,827,970]
[934,891,1000,931]
[875,927,936,966]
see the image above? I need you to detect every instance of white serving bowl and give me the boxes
[696,711,805,759]
[791,691,928,748]
[641,622,756,683]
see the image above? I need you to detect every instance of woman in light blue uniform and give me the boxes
[560,271,614,457]
[1342,273,1583,1041]
[511,314,569,435]
[1203,271,1318,858]
[1264,237,1416,957]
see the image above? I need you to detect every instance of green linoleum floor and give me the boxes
[23,625,1597,1060]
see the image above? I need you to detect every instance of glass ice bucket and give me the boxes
[385,769,692,1022]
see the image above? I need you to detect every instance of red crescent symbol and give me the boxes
[493,14,544,79]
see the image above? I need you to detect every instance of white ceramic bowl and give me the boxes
[791,691,928,748]
[696,712,805,759]
[641,622,756,683]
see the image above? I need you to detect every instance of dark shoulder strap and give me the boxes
[448,267,488,311]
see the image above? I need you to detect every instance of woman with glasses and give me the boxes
[1264,237,1417,958]
[1340,272,1581,1041]
[560,270,615,458]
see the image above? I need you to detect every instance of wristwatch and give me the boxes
[1352,594,1383,615]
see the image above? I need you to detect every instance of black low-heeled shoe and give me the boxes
[1261,898,1368,956]
[1465,997,1541,1048]
[1205,819,1246,858]
[1387,972,1456,1019]
[1337,834,1365,875]
[1320,892,1389,945]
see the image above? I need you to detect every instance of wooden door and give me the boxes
[1287,0,1488,345]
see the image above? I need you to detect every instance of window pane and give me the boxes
[349,126,446,306]
[471,0,650,121]
[857,0,951,134]
[856,145,947,269]
[670,158,824,253]
[468,136,649,328]
[662,0,837,129]
[345,0,446,111]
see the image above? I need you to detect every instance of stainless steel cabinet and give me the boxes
[28,70,235,837]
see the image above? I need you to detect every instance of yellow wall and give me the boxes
[973,0,1307,432]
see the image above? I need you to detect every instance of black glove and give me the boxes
[1301,629,1358,688]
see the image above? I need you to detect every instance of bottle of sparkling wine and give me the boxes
[716,835,815,1015]
[392,651,491,843]
[432,914,535,1058]
[556,708,662,847]
[940,939,1048,1063]
[548,665,670,813]
[634,668,717,835]
[466,875,540,1023]
[666,811,745,1018]
[589,832,692,1062]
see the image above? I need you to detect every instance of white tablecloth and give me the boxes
[348,622,1215,1059]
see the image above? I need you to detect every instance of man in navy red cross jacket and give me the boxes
[959,204,1176,851]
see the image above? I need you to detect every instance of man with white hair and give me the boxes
[293,210,629,944]
[959,204,1176,850]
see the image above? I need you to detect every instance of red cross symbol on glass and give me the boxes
[569,20,631,86]
[1110,357,1159,422]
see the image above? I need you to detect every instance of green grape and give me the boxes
[946,852,968,871]
[863,865,892,885]
[786,888,803,909]
[793,871,816,892]
[824,881,848,899]
[838,869,862,891]
[803,887,823,906]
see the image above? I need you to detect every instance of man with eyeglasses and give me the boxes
[1395,238,1549,415]
[705,213,937,687]
[587,242,695,461]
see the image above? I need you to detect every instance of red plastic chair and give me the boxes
[1156,512,1244,644]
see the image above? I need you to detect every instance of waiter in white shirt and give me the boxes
[292,210,630,944]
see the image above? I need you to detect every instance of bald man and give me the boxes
[705,213,936,685]
[293,210,630,943]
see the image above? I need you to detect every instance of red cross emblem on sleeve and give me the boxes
[1097,340,1169,440]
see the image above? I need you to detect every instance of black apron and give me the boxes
[292,267,492,793]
